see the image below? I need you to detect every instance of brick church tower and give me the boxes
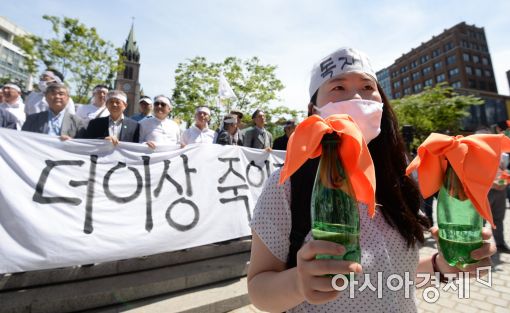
[114,22,141,116]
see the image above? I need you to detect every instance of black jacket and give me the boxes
[79,116,140,143]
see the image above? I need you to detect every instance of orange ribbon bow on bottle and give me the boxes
[279,114,376,217]
[406,133,510,228]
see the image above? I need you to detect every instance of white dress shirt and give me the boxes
[108,115,124,138]
[139,117,181,145]
[76,103,110,122]
[181,124,215,145]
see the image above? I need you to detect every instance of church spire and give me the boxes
[122,19,140,62]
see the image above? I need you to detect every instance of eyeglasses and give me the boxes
[154,102,168,107]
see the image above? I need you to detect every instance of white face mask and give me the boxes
[314,99,384,143]
[38,80,53,93]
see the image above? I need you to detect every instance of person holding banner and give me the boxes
[243,109,273,151]
[79,90,139,145]
[139,95,181,149]
[247,47,496,312]
[25,69,76,116]
[181,106,215,146]
[22,83,85,140]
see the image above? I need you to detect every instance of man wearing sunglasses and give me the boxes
[139,95,181,149]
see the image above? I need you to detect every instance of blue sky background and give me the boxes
[3,0,510,111]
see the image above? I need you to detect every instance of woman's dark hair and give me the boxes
[309,85,429,247]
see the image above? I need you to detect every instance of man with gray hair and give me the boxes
[181,106,215,146]
[79,90,139,145]
[22,83,85,140]
[25,69,76,115]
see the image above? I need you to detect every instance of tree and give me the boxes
[14,15,123,103]
[391,83,484,149]
[172,56,303,129]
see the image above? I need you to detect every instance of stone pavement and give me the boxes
[233,203,510,313]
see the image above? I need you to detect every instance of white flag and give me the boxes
[218,73,237,100]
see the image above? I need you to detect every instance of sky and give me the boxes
[3,0,510,112]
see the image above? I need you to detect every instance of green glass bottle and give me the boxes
[437,164,483,267]
[311,133,361,266]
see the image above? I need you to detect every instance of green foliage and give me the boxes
[171,56,304,129]
[392,83,484,149]
[14,15,123,103]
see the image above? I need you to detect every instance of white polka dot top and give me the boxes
[250,169,420,313]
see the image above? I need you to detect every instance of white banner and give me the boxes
[0,128,285,273]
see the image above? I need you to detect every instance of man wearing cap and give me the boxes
[25,69,76,115]
[76,85,110,122]
[1,83,26,130]
[272,120,296,150]
[80,90,139,145]
[22,83,85,140]
[243,109,273,150]
[131,96,153,122]
[181,106,215,146]
[139,95,181,149]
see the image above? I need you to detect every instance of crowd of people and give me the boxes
[0,69,296,151]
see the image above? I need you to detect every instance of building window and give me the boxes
[475,68,482,77]
[484,69,492,77]
[424,78,433,87]
[468,79,477,88]
[472,55,480,63]
[437,73,446,82]
[451,81,462,88]
[482,57,489,65]
[449,68,459,77]
[420,55,430,64]
[465,66,472,75]
[412,72,420,80]
[391,71,399,78]
[422,66,432,76]
[434,61,442,70]
[444,42,454,51]
[463,53,470,62]
[446,55,456,65]
[404,87,411,95]
[410,60,418,68]
[400,65,408,73]
[393,81,401,89]
[432,48,441,58]
[402,76,410,84]
[413,83,422,92]
[394,92,401,98]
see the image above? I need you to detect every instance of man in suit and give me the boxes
[272,119,296,150]
[243,109,272,150]
[22,83,85,139]
[80,90,139,145]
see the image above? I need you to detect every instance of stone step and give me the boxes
[89,277,251,313]
[0,252,250,313]
[1,238,251,291]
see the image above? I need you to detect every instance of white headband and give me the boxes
[107,94,127,104]
[224,117,237,124]
[197,106,211,115]
[154,96,170,106]
[42,71,62,83]
[94,86,109,94]
[3,83,21,93]
[309,47,376,98]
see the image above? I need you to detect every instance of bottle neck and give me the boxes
[444,163,468,201]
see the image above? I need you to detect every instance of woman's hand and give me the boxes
[295,240,362,304]
[431,226,496,276]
